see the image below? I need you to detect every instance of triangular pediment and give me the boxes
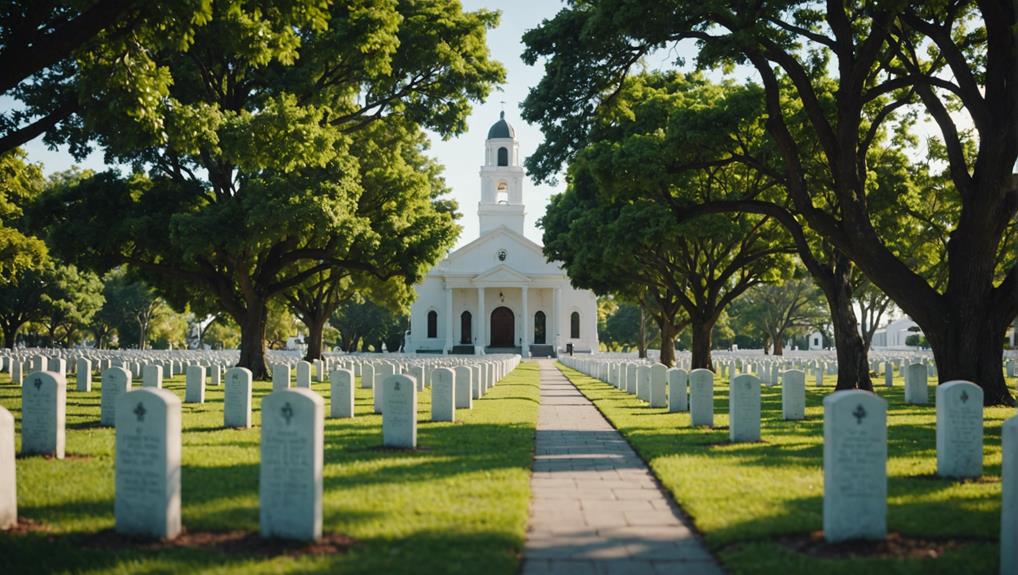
[440,226,545,265]
[472,264,531,285]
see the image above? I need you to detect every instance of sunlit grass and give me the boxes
[558,363,1018,575]
[0,361,541,575]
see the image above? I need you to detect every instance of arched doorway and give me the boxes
[460,311,472,344]
[534,311,546,344]
[490,306,515,347]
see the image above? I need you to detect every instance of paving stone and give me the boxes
[522,361,722,575]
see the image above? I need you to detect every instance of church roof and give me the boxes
[487,111,515,139]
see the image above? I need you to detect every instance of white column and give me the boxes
[477,286,485,353]
[444,286,453,354]
[522,286,530,358]
[553,287,562,354]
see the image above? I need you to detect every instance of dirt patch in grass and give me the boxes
[774,531,984,559]
[81,529,356,557]
[2,517,51,535]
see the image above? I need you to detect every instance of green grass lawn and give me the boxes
[0,361,541,575]
[557,363,1018,575]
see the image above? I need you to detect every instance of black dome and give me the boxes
[487,111,515,139]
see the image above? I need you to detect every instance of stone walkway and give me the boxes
[520,360,723,575]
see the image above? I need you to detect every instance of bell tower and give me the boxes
[479,111,526,235]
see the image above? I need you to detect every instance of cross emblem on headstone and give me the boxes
[281,402,294,425]
[134,401,146,422]
[33,377,41,390]
[852,404,867,424]
[960,390,969,404]
[394,380,400,392]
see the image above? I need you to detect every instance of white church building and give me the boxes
[405,112,599,357]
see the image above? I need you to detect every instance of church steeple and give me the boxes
[479,111,525,235]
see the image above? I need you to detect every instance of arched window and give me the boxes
[460,311,472,344]
[534,311,546,344]
[427,310,438,339]
[496,181,509,205]
[570,311,580,339]
[497,146,509,166]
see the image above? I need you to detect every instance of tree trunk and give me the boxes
[303,311,326,361]
[637,307,647,359]
[237,298,270,380]
[772,332,784,356]
[926,308,1011,406]
[3,323,18,349]
[825,273,873,391]
[658,322,678,367]
[690,319,714,371]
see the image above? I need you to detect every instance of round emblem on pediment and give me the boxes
[496,249,508,262]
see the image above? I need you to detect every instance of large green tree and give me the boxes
[0,149,48,279]
[521,0,1018,403]
[38,1,501,378]
[728,273,827,355]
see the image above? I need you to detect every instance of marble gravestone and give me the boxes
[935,380,983,479]
[636,366,651,403]
[76,358,92,392]
[729,374,761,443]
[100,367,132,426]
[21,371,66,458]
[296,361,312,389]
[431,367,455,422]
[781,370,806,421]
[185,365,206,403]
[224,367,253,428]
[689,369,714,427]
[649,364,667,408]
[454,366,473,409]
[361,363,375,389]
[329,369,355,419]
[884,362,894,387]
[0,405,15,529]
[260,388,324,541]
[667,368,688,413]
[471,365,482,400]
[382,374,417,448]
[142,364,163,389]
[823,390,887,543]
[115,387,182,540]
[904,363,928,405]
[1001,414,1018,575]
[272,363,291,392]
[210,365,222,387]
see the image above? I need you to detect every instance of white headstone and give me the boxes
[115,387,182,539]
[76,358,92,392]
[649,364,667,408]
[143,364,163,389]
[454,366,472,409]
[382,374,417,448]
[935,380,983,478]
[729,374,761,442]
[667,368,688,413]
[361,363,374,389]
[0,405,15,529]
[272,364,291,392]
[823,390,887,543]
[904,363,928,404]
[689,369,714,427]
[260,388,324,541]
[100,367,132,426]
[21,371,66,458]
[184,365,205,403]
[224,367,253,428]
[431,367,455,422]
[296,361,312,389]
[781,370,806,421]
[636,366,651,403]
[329,369,354,419]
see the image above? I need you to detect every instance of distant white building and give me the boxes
[406,112,599,357]
[808,331,824,350]
[871,317,922,349]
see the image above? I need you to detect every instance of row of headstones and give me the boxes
[561,358,1006,557]
[0,356,521,540]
